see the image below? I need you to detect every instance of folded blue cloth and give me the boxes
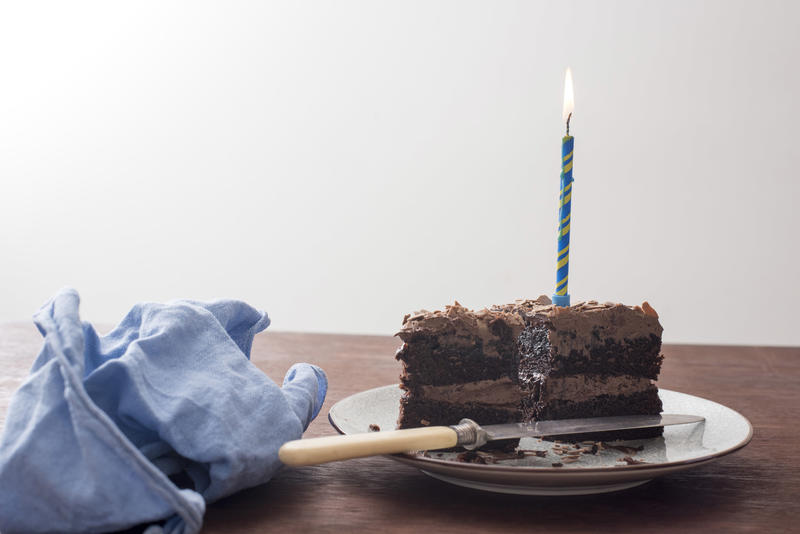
[0,288,327,534]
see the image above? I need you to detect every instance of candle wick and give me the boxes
[565,112,572,136]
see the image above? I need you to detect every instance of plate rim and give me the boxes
[327,384,754,475]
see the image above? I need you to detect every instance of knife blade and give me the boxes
[278,413,704,466]
[455,414,705,449]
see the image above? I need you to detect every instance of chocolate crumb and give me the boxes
[522,450,547,458]
[552,462,563,467]
[368,424,380,432]
[456,451,486,464]
[608,444,645,455]
[469,450,523,462]
[475,451,497,464]
[619,456,647,465]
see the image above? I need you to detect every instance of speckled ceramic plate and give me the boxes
[328,385,752,495]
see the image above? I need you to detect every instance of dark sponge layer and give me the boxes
[397,394,521,450]
[522,388,664,441]
[397,394,522,428]
[396,335,518,387]
[518,327,663,380]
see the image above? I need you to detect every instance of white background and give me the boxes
[1,1,798,345]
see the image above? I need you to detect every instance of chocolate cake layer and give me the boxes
[518,328,663,379]
[396,339,517,386]
[521,388,664,440]
[397,396,522,429]
[396,302,523,387]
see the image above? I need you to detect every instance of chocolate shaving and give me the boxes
[521,450,547,458]
[619,456,647,465]
[475,451,498,464]
[608,444,645,455]
[368,424,380,432]
[456,451,486,464]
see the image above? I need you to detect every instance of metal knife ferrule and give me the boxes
[450,419,489,450]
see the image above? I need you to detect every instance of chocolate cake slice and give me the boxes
[395,296,664,442]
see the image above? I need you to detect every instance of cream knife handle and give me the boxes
[278,426,458,467]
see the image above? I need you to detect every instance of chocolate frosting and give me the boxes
[420,377,521,406]
[532,373,655,402]
[396,301,526,358]
[398,296,663,352]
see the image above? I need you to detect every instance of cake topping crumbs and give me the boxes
[456,450,487,464]
[619,456,647,465]
[641,301,659,318]
[562,457,580,463]
[608,444,644,455]
[551,462,563,467]
[521,450,547,457]
[419,419,430,426]
[368,424,380,432]
[402,313,411,325]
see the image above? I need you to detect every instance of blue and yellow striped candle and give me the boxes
[553,68,574,307]
[552,134,574,307]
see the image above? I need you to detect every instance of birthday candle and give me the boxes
[553,68,574,307]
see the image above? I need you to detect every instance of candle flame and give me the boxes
[562,67,574,123]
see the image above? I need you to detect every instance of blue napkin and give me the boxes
[0,288,327,534]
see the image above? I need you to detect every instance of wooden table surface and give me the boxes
[1,323,798,533]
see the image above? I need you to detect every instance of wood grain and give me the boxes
[1,323,798,533]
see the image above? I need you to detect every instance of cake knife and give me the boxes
[279,414,704,466]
